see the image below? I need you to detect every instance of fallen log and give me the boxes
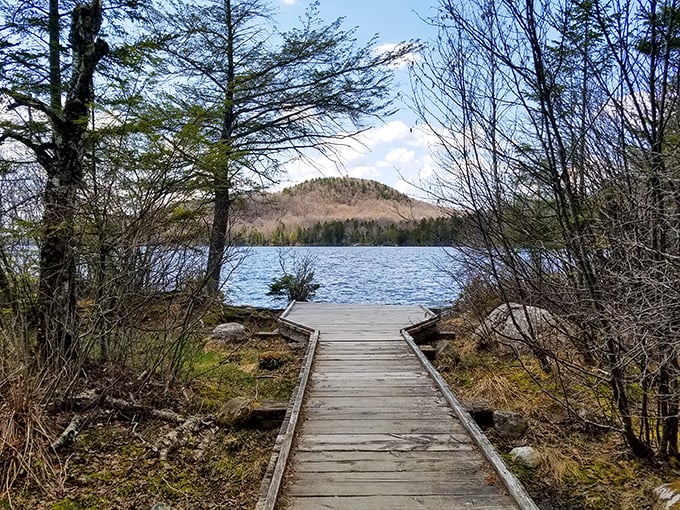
[50,415,82,451]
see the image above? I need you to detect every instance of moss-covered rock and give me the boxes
[215,397,254,427]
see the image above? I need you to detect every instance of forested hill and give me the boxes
[234,177,462,246]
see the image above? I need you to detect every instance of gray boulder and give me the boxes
[212,322,248,342]
[493,410,528,440]
[509,446,540,468]
[476,303,572,362]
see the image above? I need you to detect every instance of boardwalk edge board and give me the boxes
[255,311,318,510]
[278,300,316,347]
[404,305,440,344]
[402,329,540,510]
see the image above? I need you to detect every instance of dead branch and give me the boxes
[50,415,82,452]
[156,415,213,461]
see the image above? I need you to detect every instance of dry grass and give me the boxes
[437,318,668,510]
[0,361,60,505]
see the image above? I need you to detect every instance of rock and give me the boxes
[258,351,290,370]
[216,397,253,427]
[509,446,540,469]
[151,504,173,510]
[653,482,680,510]
[493,410,528,440]
[475,303,575,367]
[212,322,248,342]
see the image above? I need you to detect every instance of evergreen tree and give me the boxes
[150,0,416,294]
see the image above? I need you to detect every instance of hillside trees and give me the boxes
[150,0,416,294]
[415,0,680,458]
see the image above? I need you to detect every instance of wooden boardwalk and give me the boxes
[257,303,537,510]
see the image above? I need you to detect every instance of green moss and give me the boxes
[52,500,84,510]
[51,497,105,510]
[87,469,114,482]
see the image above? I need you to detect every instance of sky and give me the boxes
[273,0,441,199]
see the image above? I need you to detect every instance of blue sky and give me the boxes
[274,0,441,199]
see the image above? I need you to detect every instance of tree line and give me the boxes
[240,216,465,246]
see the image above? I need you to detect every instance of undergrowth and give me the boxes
[1,309,300,509]
[437,322,668,510]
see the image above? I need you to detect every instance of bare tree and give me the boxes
[415,0,680,458]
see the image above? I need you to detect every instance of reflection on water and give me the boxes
[223,246,458,308]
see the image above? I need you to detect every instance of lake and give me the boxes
[223,246,459,309]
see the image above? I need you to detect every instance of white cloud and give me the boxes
[385,147,415,165]
[280,0,297,4]
[278,121,440,200]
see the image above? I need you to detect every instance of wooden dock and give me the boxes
[257,302,538,510]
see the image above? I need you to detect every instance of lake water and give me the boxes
[223,246,459,309]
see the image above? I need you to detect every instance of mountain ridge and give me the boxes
[233,177,459,246]
[236,177,444,234]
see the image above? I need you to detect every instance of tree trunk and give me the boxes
[204,0,236,296]
[37,0,108,364]
[205,188,230,295]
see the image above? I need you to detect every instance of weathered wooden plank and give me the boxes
[310,381,434,390]
[297,433,474,452]
[303,410,455,421]
[310,380,432,387]
[292,457,486,474]
[316,346,410,352]
[287,478,501,497]
[311,370,430,377]
[292,450,481,464]
[286,495,512,510]
[314,354,417,360]
[289,470,494,483]
[318,338,408,343]
[317,341,406,348]
[301,419,467,435]
[311,371,431,378]
[306,397,449,409]
[309,387,437,397]
[312,362,426,372]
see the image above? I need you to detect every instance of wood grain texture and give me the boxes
[256,303,532,510]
